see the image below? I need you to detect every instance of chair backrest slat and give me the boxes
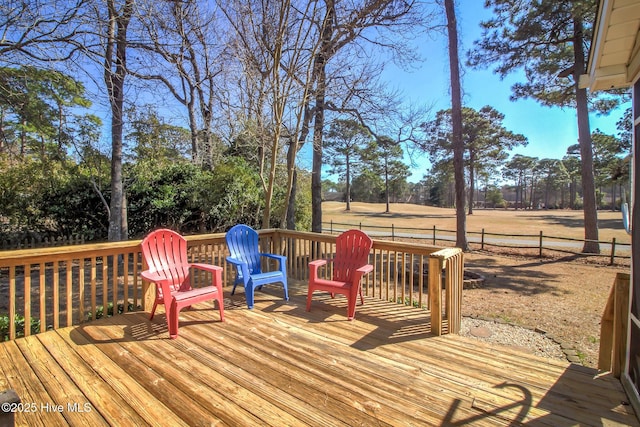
[226,224,262,274]
[141,229,190,290]
[333,229,372,282]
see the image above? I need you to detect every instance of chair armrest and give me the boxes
[141,270,174,303]
[309,258,332,268]
[309,258,331,280]
[226,256,250,281]
[190,263,224,288]
[225,256,244,266]
[260,253,286,263]
[190,263,223,274]
[356,264,373,275]
[140,270,171,285]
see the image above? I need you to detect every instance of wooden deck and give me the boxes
[0,282,637,426]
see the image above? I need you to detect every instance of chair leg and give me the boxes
[246,285,255,309]
[306,288,314,312]
[359,286,364,305]
[168,300,179,339]
[347,295,358,321]
[217,296,225,322]
[149,299,159,320]
[282,280,289,301]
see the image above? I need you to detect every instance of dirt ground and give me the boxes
[462,249,629,367]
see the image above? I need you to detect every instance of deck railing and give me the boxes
[0,229,463,340]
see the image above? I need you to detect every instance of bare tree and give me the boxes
[309,0,423,232]
[129,1,226,170]
[220,0,320,228]
[0,0,88,64]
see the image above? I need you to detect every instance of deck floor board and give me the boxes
[1,285,638,426]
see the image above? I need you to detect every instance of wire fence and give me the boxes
[323,220,631,265]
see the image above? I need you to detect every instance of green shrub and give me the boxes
[0,314,41,341]
[86,302,137,321]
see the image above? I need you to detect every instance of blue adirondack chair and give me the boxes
[225,224,289,309]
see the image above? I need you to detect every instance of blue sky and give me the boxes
[321,3,630,183]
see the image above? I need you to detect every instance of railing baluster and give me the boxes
[123,252,130,313]
[24,264,31,337]
[91,257,97,321]
[102,257,108,318]
[419,254,425,309]
[112,256,118,317]
[66,258,73,327]
[53,261,60,330]
[9,266,16,340]
[79,258,85,323]
[39,262,45,332]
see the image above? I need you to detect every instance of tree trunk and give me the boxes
[384,156,390,213]
[284,104,311,229]
[184,93,199,164]
[311,66,326,233]
[345,152,351,211]
[285,140,298,230]
[611,182,616,211]
[468,153,475,215]
[311,1,334,233]
[444,0,468,250]
[529,176,535,209]
[105,0,133,242]
[573,17,599,253]
[286,169,298,230]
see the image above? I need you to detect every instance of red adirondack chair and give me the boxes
[306,229,374,320]
[141,229,225,338]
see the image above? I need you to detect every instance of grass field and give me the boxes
[322,201,631,245]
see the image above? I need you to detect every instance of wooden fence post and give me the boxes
[481,228,485,250]
[539,231,543,258]
[610,238,616,265]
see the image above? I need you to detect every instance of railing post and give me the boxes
[598,272,630,377]
[612,274,630,377]
[481,228,485,250]
[427,247,464,336]
[392,224,395,241]
[432,225,436,245]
